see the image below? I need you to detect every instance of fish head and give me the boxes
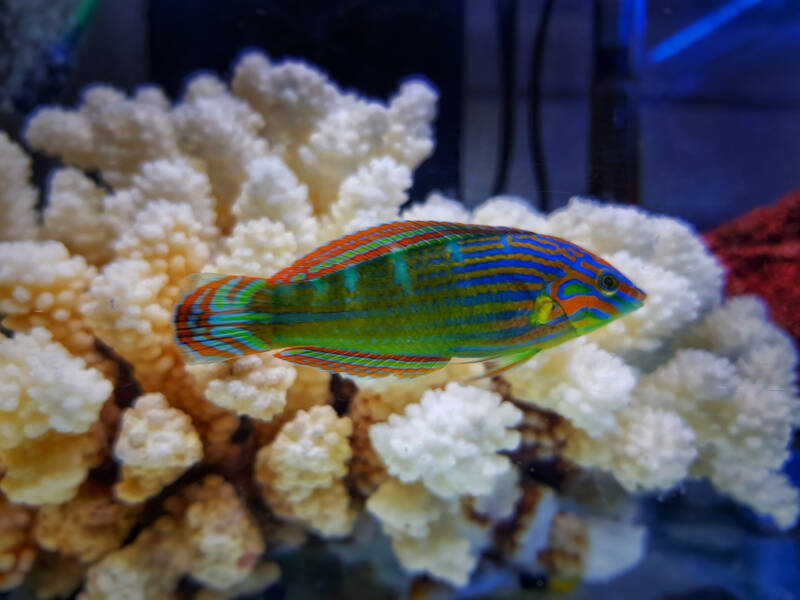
[547,249,646,337]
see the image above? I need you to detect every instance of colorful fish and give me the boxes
[174,221,646,378]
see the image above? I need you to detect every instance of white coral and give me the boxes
[505,338,637,437]
[695,450,799,530]
[80,515,186,600]
[255,406,355,537]
[472,196,550,232]
[0,133,38,242]
[104,158,219,243]
[681,295,798,389]
[635,349,740,440]
[205,218,298,278]
[0,240,99,363]
[27,85,179,186]
[112,200,210,281]
[180,475,265,589]
[190,354,296,421]
[0,328,111,448]
[0,494,36,590]
[566,404,698,492]
[83,476,263,598]
[366,479,477,586]
[113,393,202,502]
[232,53,341,152]
[286,482,356,538]
[581,518,647,582]
[384,81,437,166]
[24,107,96,170]
[233,156,318,251]
[43,168,115,265]
[172,78,268,226]
[34,481,140,562]
[401,192,470,222]
[257,406,352,503]
[295,98,391,210]
[82,199,209,390]
[367,480,450,540]
[114,393,201,469]
[369,382,522,498]
[0,328,111,505]
[322,156,412,241]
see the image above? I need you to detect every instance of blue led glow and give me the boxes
[648,0,764,64]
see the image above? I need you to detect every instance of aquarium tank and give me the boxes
[0,0,798,598]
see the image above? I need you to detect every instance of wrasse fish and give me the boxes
[174,221,646,378]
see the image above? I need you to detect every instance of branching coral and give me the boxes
[42,168,115,266]
[79,514,187,600]
[0,240,107,371]
[504,338,637,437]
[0,133,38,242]
[0,328,111,447]
[321,155,412,241]
[233,155,318,252]
[26,85,179,187]
[0,494,36,590]
[0,426,109,506]
[0,328,113,504]
[369,382,522,499]
[256,406,355,537]
[363,383,525,586]
[172,75,268,231]
[367,479,478,586]
[204,217,298,278]
[365,468,526,587]
[564,403,698,492]
[104,157,219,245]
[189,354,296,421]
[165,475,264,590]
[401,192,470,222]
[471,195,550,232]
[34,481,141,562]
[113,393,202,503]
[82,475,263,599]
[81,198,209,393]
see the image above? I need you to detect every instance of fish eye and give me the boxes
[597,271,619,295]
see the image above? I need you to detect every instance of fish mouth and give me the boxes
[630,286,647,306]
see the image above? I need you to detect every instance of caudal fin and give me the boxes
[173,273,274,365]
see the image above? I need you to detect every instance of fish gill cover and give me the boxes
[0,50,796,597]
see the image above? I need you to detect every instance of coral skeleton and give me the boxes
[0,49,796,597]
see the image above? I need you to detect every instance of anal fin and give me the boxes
[275,347,449,379]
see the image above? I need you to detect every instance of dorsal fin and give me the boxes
[268,220,521,285]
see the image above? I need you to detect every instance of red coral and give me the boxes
[704,191,800,342]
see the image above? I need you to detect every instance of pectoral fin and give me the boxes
[465,347,541,382]
[531,294,556,326]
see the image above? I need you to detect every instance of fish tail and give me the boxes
[173,273,275,365]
